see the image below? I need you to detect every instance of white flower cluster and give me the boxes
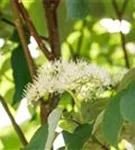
[24,60,127,104]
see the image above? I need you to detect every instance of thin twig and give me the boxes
[12,0,36,79]
[1,17,49,42]
[120,31,130,68]
[112,0,121,19]
[121,0,129,15]
[0,95,28,146]
[15,0,54,60]
[76,20,87,59]
[1,17,15,27]
[112,0,130,68]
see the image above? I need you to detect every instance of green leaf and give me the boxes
[45,107,63,150]
[63,124,92,150]
[58,1,74,42]
[24,124,48,150]
[58,92,72,111]
[11,44,32,105]
[0,55,11,74]
[66,0,90,19]
[22,0,47,36]
[59,119,78,133]
[0,0,13,37]
[118,68,135,92]
[102,93,124,147]
[80,98,108,123]
[120,81,135,124]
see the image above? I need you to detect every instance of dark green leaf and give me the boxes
[66,0,90,19]
[63,124,92,150]
[24,124,48,150]
[11,44,32,105]
[120,81,135,124]
[102,93,124,147]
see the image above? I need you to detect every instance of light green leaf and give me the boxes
[63,124,92,150]
[66,0,90,19]
[118,68,135,92]
[120,81,135,124]
[58,92,72,111]
[24,124,48,150]
[59,119,78,133]
[45,107,63,150]
[22,0,47,36]
[92,110,104,134]
[102,93,124,147]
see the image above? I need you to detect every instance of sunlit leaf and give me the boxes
[45,107,63,150]
[58,92,72,111]
[22,0,47,36]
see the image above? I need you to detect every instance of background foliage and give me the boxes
[0,0,135,149]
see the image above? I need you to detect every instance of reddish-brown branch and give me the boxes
[39,0,61,124]
[15,0,55,60]
[40,101,50,124]
[43,0,61,58]
[0,95,28,146]
[12,0,36,79]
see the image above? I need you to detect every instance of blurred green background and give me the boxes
[0,0,135,149]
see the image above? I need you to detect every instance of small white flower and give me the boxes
[24,60,113,104]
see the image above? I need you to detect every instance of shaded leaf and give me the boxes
[102,93,124,147]
[24,124,48,150]
[120,81,135,124]
[80,98,108,123]
[66,0,90,19]
[63,124,92,150]
[11,45,32,105]
[58,1,74,42]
